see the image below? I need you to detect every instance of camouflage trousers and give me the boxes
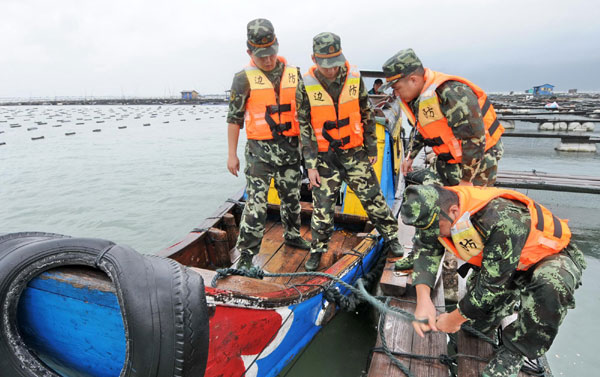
[311,148,399,253]
[417,141,504,186]
[466,243,585,360]
[236,152,303,255]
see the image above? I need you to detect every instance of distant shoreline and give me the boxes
[0,97,228,106]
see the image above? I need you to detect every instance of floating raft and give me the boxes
[367,221,448,377]
[496,170,600,194]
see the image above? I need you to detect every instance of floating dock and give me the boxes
[496,170,600,194]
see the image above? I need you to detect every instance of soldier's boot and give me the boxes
[236,251,254,271]
[284,236,311,250]
[305,251,322,271]
[482,346,525,377]
[385,238,405,258]
[394,253,414,271]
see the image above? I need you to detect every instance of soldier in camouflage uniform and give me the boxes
[382,48,504,187]
[399,185,585,377]
[383,49,505,271]
[296,32,404,271]
[227,18,310,269]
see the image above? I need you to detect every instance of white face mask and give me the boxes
[449,211,484,261]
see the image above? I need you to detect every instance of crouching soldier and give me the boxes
[399,184,585,377]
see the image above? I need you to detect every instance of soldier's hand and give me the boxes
[369,156,378,165]
[435,310,466,334]
[227,155,240,177]
[458,180,473,186]
[307,168,321,189]
[413,285,438,337]
[401,157,414,175]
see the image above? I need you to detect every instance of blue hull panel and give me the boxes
[18,271,126,377]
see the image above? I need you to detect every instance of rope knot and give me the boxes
[211,266,265,287]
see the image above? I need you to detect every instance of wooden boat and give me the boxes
[3,95,405,377]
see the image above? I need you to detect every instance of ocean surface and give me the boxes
[1,105,599,376]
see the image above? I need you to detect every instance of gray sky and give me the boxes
[2,0,599,98]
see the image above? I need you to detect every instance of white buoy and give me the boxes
[501,120,515,129]
[556,122,568,131]
[555,142,597,153]
[567,122,584,131]
[582,122,596,131]
[539,122,554,130]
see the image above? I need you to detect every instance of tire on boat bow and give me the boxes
[0,232,209,377]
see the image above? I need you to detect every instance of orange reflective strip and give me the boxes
[386,73,403,82]
[247,38,276,48]
[314,49,343,58]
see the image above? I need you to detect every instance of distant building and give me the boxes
[568,88,578,94]
[181,90,199,100]
[532,84,554,96]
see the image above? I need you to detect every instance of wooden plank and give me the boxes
[496,170,600,194]
[379,218,415,296]
[251,222,283,269]
[379,260,409,297]
[222,213,238,251]
[207,228,230,267]
[283,227,349,287]
[261,224,311,285]
[367,278,447,377]
[368,299,414,377]
[409,279,448,377]
[499,170,600,181]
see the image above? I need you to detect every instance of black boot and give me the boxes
[236,251,254,270]
[385,238,405,257]
[305,252,322,271]
[284,236,311,250]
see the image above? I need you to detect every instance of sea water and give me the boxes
[1,105,599,376]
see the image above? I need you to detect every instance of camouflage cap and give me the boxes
[312,32,346,68]
[246,18,279,57]
[382,48,423,85]
[400,185,441,236]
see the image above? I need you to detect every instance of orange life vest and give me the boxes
[438,186,571,271]
[244,56,300,140]
[399,69,504,163]
[304,61,364,152]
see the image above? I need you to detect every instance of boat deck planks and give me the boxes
[262,224,312,285]
[252,222,285,269]
[283,229,363,287]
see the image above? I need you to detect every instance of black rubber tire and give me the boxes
[0,232,209,377]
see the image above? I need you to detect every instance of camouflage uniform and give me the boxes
[383,49,503,187]
[400,185,586,376]
[227,19,304,256]
[297,33,399,255]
